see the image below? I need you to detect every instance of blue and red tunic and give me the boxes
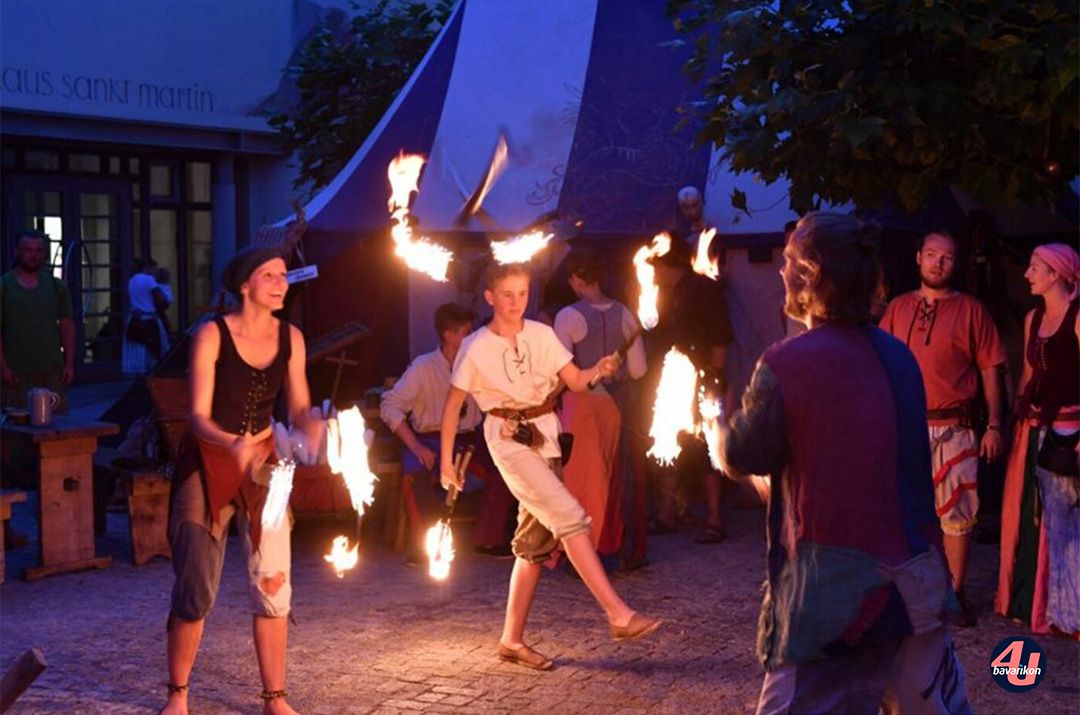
[723,323,949,670]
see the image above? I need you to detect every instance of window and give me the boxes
[187,210,213,316]
[25,150,59,171]
[149,164,174,198]
[186,162,212,203]
[69,154,102,173]
[149,209,179,327]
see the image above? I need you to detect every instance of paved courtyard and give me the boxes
[1,503,1077,714]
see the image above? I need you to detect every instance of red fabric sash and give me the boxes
[197,437,274,551]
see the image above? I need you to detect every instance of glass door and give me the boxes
[74,182,130,376]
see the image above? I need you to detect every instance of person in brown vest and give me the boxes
[162,246,322,715]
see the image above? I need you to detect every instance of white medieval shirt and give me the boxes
[451,320,572,461]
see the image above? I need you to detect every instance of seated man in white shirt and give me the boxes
[380,303,515,562]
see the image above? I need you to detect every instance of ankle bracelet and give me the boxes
[260,689,288,702]
[166,683,189,695]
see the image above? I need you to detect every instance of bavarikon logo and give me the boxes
[989,637,1045,692]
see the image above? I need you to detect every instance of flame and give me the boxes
[387,153,453,282]
[691,228,720,281]
[698,389,724,471]
[261,459,295,531]
[323,535,359,578]
[647,347,698,465]
[633,233,671,330]
[490,230,553,264]
[425,520,455,580]
[387,153,426,211]
[326,406,378,516]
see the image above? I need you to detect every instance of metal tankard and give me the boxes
[28,388,61,426]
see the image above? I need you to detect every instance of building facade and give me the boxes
[1,0,362,380]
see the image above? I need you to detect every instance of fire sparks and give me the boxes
[490,230,554,264]
[325,406,377,516]
[387,153,453,281]
[425,521,454,580]
[323,535,359,579]
[647,348,698,465]
[691,228,720,281]
[261,459,295,531]
[633,233,671,330]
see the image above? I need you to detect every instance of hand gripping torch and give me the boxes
[442,444,476,522]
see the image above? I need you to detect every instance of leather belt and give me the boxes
[926,406,964,420]
[488,398,557,420]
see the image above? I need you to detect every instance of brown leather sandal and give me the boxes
[496,642,553,670]
[610,612,663,641]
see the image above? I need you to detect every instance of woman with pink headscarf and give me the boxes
[996,242,1080,638]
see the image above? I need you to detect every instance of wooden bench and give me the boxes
[123,470,171,566]
[98,375,192,566]
[0,491,28,584]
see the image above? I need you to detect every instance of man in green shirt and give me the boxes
[0,230,76,411]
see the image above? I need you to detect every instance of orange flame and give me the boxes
[323,535,359,578]
[691,228,720,281]
[647,347,698,465]
[490,230,553,264]
[387,153,453,281]
[633,233,671,331]
[425,520,454,580]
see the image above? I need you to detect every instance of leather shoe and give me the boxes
[496,642,553,670]
[610,612,662,641]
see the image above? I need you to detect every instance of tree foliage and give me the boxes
[270,0,454,194]
[669,0,1079,213]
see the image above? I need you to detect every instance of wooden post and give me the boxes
[0,648,47,713]
[325,351,359,406]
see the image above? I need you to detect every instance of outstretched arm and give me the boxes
[558,353,621,393]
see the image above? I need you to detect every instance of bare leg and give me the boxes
[500,558,543,648]
[253,615,298,715]
[161,616,204,715]
[562,532,635,627]
[943,533,970,592]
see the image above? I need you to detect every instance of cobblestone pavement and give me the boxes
[1,504,1077,714]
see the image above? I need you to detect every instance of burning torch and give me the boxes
[426,444,475,580]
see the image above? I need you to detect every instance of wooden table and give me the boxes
[1,417,119,580]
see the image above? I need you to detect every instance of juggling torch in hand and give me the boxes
[426,445,475,580]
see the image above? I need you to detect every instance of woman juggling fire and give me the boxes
[162,246,322,715]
